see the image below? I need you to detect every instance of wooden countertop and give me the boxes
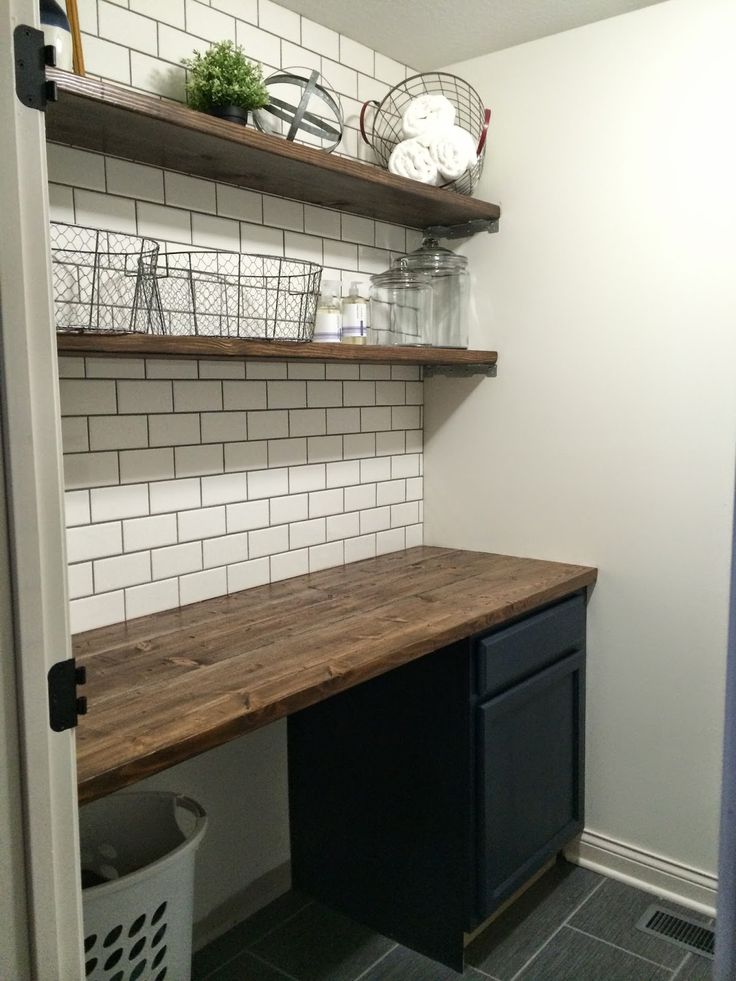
[73,547,597,803]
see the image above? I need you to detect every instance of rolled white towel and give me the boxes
[388,138,441,185]
[419,125,477,181]
[401,94,456,138]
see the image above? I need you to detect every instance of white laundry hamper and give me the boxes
[79,792,207,981]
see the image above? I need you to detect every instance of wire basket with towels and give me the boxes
[360,72,490,195]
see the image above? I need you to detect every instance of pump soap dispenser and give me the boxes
[341,282,369,345]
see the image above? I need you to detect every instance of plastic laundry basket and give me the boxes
[79,792,207,981]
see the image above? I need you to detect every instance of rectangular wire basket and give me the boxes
[50,223,323,342]
[155,251,322,342]
[50,222,163,334]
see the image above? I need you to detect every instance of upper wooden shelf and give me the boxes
[73,547,597,803]
[56,332,498,370]
[45,70,501,230]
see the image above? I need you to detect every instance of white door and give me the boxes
[0,2,84,978]
[0,443,31,981]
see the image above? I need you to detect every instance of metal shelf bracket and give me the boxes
[423,217,499,241]
[424,363,497,378]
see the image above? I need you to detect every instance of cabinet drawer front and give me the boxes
[476,650,585,918]
[477,593,585,698]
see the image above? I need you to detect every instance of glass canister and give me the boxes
[395,238,470,348]
[368,270,433,346]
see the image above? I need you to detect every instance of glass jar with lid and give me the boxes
[368,270,433,346]
[395,238,469,348]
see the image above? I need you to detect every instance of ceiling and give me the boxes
[279,0,668,70]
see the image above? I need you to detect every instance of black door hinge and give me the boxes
[14,25,59,111]
[48,658,87,732]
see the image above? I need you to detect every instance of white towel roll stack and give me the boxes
[419,125,478,181]
[388,138,440,185]
[401,94,456,139]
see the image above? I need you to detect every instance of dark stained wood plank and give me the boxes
[73,547,597,802]
[56,332,498,369]
[77,549,498,701]
[46,70,501,230]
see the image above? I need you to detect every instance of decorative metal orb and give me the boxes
[253,67,344,153]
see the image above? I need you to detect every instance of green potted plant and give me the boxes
[182,40,269,125]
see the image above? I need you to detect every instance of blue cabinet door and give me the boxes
[477,650,586,918]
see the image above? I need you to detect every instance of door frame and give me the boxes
[0,2,84,978]
[0,423,31,981]
[715,476,736,979]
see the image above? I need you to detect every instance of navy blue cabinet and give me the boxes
[477,649,585,914]
[474,593,586,918]
[288,591,588,972]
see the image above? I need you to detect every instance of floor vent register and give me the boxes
[636,905,715,959]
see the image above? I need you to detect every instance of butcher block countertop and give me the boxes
[73,547,597,803]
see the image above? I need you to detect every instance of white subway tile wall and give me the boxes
[61,357,423,632]
[49,126,425,638]
[76,0,417,166]
[51,1,427,633]
[47,141,423,293]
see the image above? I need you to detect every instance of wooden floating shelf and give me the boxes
[45,70,501,230]
[57,332,499,370]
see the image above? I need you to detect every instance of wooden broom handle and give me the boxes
[66,0,85,76]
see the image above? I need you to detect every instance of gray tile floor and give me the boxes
[192,860,713,981]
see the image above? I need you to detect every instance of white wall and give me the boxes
[427,0,736,883]
[132,722,291,946]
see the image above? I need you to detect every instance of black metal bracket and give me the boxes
[423,217,499,241]
[14,25,59,111]
[48,658,87,732]
[424,363,497,378]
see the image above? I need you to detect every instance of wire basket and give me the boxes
[155,251,322,341]
[50,222,164,334]
[360,72,491,196]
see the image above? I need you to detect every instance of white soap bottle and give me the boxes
[341,281,369,345]
[313,281,342,343]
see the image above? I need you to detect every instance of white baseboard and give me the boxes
[565,830,717,918]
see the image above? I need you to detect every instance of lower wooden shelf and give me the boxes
[56,332,498,371]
